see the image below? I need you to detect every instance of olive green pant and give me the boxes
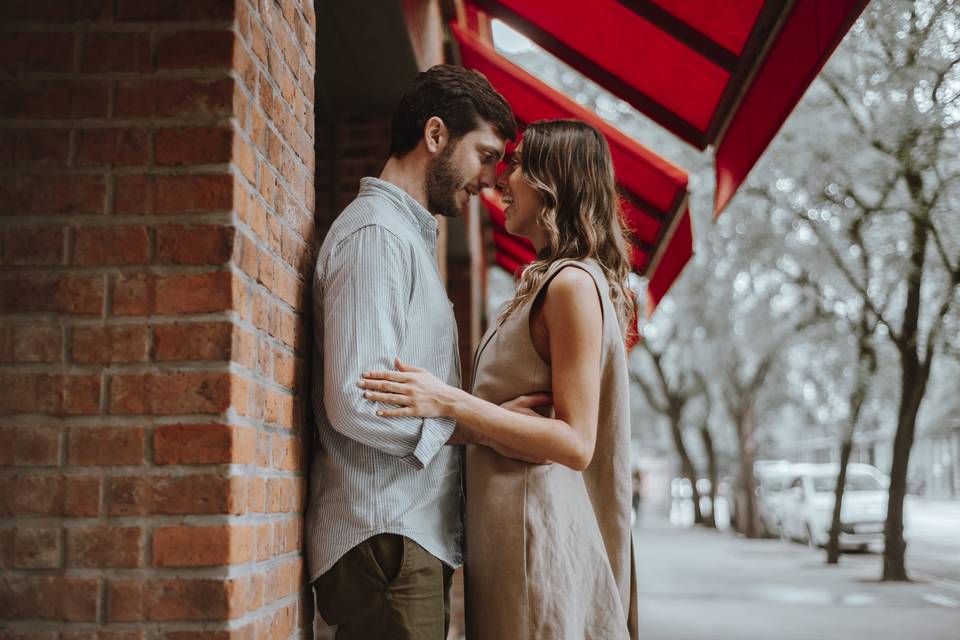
[313,534,454,640]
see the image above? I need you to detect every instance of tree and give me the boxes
[743,0,959,579]
[631,332,714,527]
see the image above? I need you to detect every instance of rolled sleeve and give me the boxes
[319,224,451,468]
[403,416,457,469]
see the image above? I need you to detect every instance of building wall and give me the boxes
[0,2,316,638]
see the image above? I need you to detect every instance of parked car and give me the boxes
[780,463,889,550]
[754,461,794,537]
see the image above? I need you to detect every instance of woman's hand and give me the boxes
[359,358,459,418]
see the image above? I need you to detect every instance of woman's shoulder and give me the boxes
[541,262,603,315]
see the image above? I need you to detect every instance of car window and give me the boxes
[811,473,883,492]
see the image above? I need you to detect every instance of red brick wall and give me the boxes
[0,2,316,638]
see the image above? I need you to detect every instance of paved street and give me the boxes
[634,514,960,640]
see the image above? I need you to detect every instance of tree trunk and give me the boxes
[700,423,718,528]
[669,410,704,525]
[827,440,853,564]
[883,357,928,580]
[827,323,876,564]
[734,402,761,538]
[883,208,930,581]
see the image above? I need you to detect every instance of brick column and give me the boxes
[0,2,315,639]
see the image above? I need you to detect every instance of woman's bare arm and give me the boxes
[360,266,603,470]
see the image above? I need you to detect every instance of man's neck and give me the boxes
[379,155,429,211]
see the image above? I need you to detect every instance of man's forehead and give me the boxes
[467,120,508,149]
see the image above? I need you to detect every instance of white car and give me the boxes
[780,463,888,550]
[754,460,793,537]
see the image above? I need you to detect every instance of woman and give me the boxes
[359,119,638,639]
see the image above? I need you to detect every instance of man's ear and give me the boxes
[423,116,448,154]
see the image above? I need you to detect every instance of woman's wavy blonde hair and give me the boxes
[498,119,637,340]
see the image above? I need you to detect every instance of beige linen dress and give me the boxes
[464,258,639,640]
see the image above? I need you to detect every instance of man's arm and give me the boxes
[320,224,455,468]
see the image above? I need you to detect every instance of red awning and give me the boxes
[456,0,868,305]
[455,24,692,304]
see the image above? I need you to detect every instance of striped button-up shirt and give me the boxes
[306,177,463,581]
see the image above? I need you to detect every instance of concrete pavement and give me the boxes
[634,516,960,640]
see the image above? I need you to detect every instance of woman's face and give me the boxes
[497,144,546,249]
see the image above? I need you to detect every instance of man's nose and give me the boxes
[480,164,498,190]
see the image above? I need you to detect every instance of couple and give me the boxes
[307,64,638,640]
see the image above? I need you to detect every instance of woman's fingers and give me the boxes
[376,406,416,417]
[394,358,426,372]
[361,370,411,383]
[357,379,409,394]
[363,391,412,406]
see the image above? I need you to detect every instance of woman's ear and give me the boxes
[423,116,448,154]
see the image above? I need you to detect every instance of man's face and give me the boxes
[426,121,506,218]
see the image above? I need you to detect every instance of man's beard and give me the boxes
[425,142,466,218]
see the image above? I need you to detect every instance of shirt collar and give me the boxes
[359,177,438,235]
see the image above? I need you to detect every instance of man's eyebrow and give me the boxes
[478,143,502,157]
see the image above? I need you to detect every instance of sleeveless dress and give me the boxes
[464,258,639,640]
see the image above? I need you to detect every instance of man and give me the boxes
[307,65,516,639]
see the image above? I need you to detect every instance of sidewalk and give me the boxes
[634,516,960,640]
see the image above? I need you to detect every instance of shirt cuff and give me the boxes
[401,416,457,469]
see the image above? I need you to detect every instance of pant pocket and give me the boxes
[364,533,406,585]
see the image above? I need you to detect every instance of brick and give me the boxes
[0,374,60,415]
[110,371,231,415]
[155,174,233,213]
[0,576,99,621]
[63,632,146,640]
[155,224,234,265]
[14,425,61,466]
[234,136,257,185]
[0,428,13,466]
[13,527,61,569]
[0,528,12,568]
[114,174,154,215]
[2,226,65,266]
[0,324,63,363]
[157,30,234,70]
[76,129,149,166]
[64,475,101,517]
[73,225,150,266]
[11,475,64,516]
[71,325,150,364]
[63,374,101,415]
[67,526,142,568]
[0,32,74,73]
[0,2,108,22]
[154,321,232,361]
[0,175,104,215]
[115,0,234,22]
[156,271,232,314]
[0,274,103,315]
[0,130,70,168]
[106,579,144,622]
[152,524,253,567]
[155,127,232,166]
[153,423,255,465]
[107,474,244,516]
[273,349,296,389]
[111,273,153,315]
[108,578,239,622]
[115,78,233,119]
[80,32,151,72]
[68,426,145,466]
[0,81,110,119]
[274,434,300,472]
[248,478,266,514]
